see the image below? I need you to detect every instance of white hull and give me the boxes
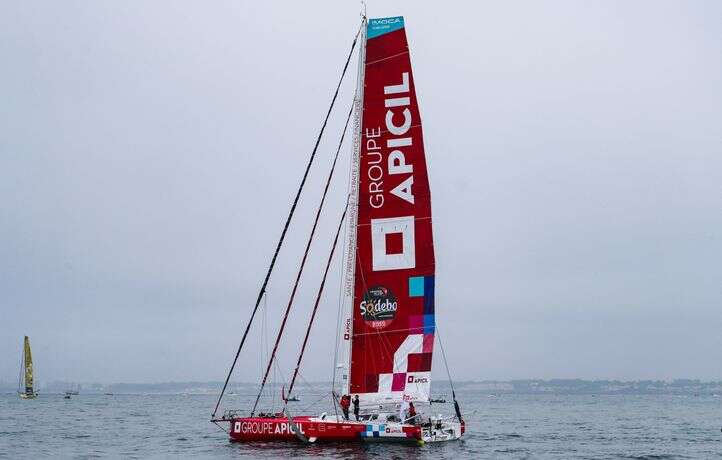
[421,420,463,443]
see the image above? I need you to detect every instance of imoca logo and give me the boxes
[371,18,400,26]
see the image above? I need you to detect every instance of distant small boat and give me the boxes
[18,336,38,400]
[65,383,80,396]
[281,386,300,402]
[64,393,72,399]
[104,393,114,396]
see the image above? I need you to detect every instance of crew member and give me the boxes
[340,394,350,420]
[408,402,417,424]
[352,395,360,421]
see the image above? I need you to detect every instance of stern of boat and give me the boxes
[421,419,463,443]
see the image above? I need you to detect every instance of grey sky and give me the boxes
[1,1,721,385]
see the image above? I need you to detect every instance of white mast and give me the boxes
[338,14,366,396]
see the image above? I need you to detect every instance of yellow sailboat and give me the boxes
[18,336,38,399]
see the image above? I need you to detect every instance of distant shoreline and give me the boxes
[2,379,720,396]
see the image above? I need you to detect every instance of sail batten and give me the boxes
[349,16,435,406]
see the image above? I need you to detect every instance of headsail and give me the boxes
[349,16,435,406]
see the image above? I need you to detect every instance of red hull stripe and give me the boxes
[228,417,421,442]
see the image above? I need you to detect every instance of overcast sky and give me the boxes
[1,1,721,385]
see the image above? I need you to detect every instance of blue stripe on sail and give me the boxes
[424,314,435,334]
[424,276,435,314]
[367,16,405,39]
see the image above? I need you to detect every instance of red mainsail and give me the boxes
[349,16,435,406]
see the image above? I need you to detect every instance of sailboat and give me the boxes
[65,383,81,396]
[211,13,464,444]
[18,336,38,399]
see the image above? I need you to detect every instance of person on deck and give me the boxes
[340,394,350,420]
[408,402,417,424]
[353,395,360,421]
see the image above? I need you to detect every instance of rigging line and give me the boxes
[287,102,354,399]
[260,293,272,402]
[294,370,319,405]
[331,389,340,421]
[436,326,464,422]
[435,327,456,396]
[296,371,315,395]
[299,364,322,398]
[286,196,350,403]
[251,100,354,415]
[259,292,266,396]
[271,356,288,413]
[297,391,327,414]
[211,20,363,420]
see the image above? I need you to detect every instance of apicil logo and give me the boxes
[407,375,429,384]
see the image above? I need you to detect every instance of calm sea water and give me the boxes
[1,392,721,459]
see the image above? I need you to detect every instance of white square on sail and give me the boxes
[370,216,415,271]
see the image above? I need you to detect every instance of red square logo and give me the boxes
[385,232,403,255]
